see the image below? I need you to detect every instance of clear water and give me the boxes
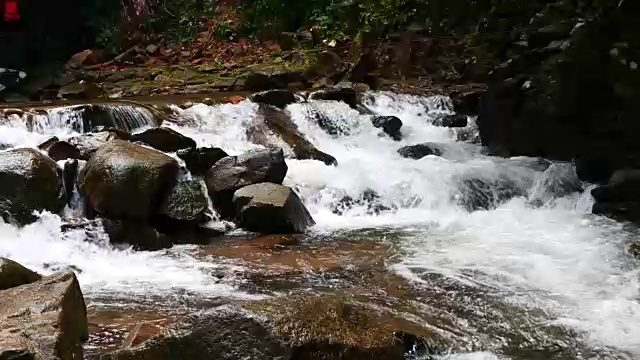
[0,93,638,358]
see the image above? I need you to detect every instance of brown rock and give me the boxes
[0,257,41,290]
[67,49,100,69]
[0,272,88,360]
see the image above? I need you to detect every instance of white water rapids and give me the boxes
[0,92,638,359]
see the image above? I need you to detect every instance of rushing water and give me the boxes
[0,93,639,358]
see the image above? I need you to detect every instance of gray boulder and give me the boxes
[233,182,315,234]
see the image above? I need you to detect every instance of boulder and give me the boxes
[0,148,65,224]
[176,147,229,176]
[233,182,315,234]
[333,189,392,215]
[456,176,526,211]
[248,105,337,166]
[130,127,196,152]
[38,136,59,151]
[432,113,468,128]
[101,219,172,250]
[0,272,87,360]
[249,89,296,109]
[398,143,443,159]
[0,257,41,290]
[450,89,485,116]
[160,178,208,223]
[48,140,82,161]
[309,87,359,109]
[57,81,102,100]
[78,140,180,220]
[206,147,288,218]
[591,169,640,222]
[371,115,402,140]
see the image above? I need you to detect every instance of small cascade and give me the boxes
[28,103,159,134]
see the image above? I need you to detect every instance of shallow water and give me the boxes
[0,92,638,358]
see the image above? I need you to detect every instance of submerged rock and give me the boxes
[248,104,337,166]
[206,148,288,218]
[101,294,446,360]
[333,189,392,215]
[456,176,526,211]
[0,148,65,225]
[371,115,403,140]
[130,127,196,152]
[176,147,229,176]
[529,163,582,205]
[0,272,87,360]
[398,143,443,159]
[78,140,180,220]
[233,182,315,234]
[0,257,41,290]
[249,89,296,109]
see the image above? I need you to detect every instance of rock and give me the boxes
[309,87,359,109]
[206,147,288,218]
[248,104,337,166]
[66,49,100,68]
[398,143,443,159]
[78,140,180,220]
[0,148,65,225]
[0,272,88,360]
[160,178,208,223]
[432,113,468,128]
[38,136,59,150]
[450,89,485,115]
[244,72,272,91]
[63,159,80,205]
[233,183,315,234]
[0,257,41,290]
[48,140,82,161]
[101,219,172,250]
[304,50,346,84]
[102,294,446,360]
[371,115,403,140]
[49,131,122,161]
[333,189,392,215]
[130,127,196,152]
[57,81,102,100]
[590,169,640,222]
[176,147,228,176]
[146,44,159,55]
[457,176,526,211]
[529,163,582,205]
[249,89,296,109]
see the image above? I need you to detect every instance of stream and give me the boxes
[0,92,638,359]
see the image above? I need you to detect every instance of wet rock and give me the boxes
[130,127,196,152]
[0,257,41,290]
[591,169,640,222]
[78,140,180,220]
[0,148,65,225]
[398,143,443,159]
[176,147,229,176]
[160,178,208,223]
[63,159,80,205]
[457,176,526,211]
[101,219,172,250]
[371,115,402,140]
[38,136,59,151]
[333,189,391,215]
[529,163,582,205]
[233,182,315,234]
[48,140,82,161]
[432,113,468,128]
[0,272,88,360]
[309,87,359,109]
[450,89,485,116]
[206,147,287,218]
[249,89,296,109]
[102,294,446,360]
[305,103,347,136]
[248,104,337,166]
